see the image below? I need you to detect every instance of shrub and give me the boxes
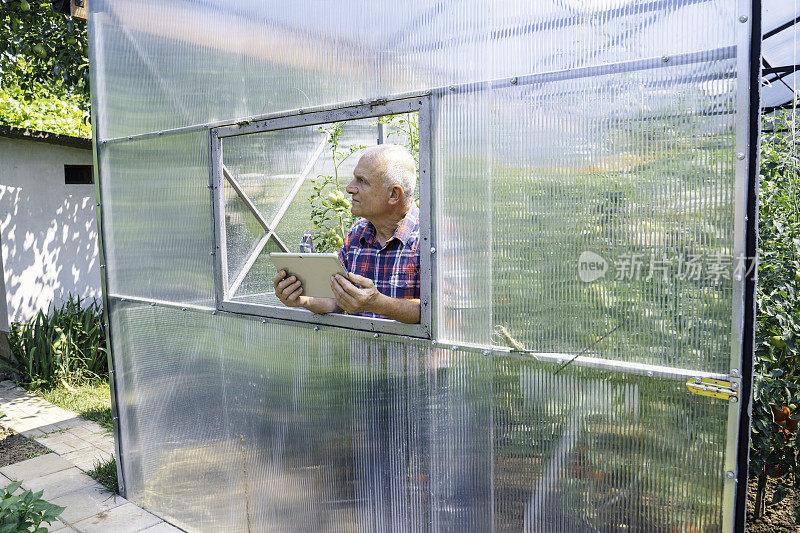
[0,480,64,533]
[1,295,107,387]
[0,83,90,138]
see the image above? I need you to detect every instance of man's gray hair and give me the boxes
[362,144,416,203]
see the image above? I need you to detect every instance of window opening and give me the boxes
[64,164,93,184]
[211,96,431,337]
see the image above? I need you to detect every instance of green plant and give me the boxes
[0,82,90,137]
[0,0,89,103]
[750,370,800,519]
[1,294,107,387]
[87,458,118,494]
[307,113,419,252]
[750,103,800,520]
[308,122,364,252]
[0,480,64,533]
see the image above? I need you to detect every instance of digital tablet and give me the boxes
[270,253,348,299]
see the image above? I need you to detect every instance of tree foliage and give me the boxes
[0,0,90,136]
[0,83,90,136]
[0,0,89,101]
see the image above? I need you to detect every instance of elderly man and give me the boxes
[273,144,420,323]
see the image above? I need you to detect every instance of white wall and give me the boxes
[0,137,101,326]
[0,229,7,331]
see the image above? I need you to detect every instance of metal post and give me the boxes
[87,9,127,497]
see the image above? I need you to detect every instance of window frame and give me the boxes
[209,95,433,338]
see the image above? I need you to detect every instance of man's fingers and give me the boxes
[334,274,361,298]
[276,275,297,292]
[282,280,301,296]
[331,277,356,310]
[287,286,303,301]
[347,272,373,287]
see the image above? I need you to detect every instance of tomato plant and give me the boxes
[750,103,800,520]
[308,122,364,253]
[308,114,419,252]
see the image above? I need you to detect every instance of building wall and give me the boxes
[0,229,7,332]
[0,137,100,326]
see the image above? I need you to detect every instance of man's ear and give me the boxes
[388,185,403,205]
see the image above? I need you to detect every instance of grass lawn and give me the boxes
[28,381,113,432]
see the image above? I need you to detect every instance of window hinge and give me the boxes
[369,98,388,107]
[686,377,739,403]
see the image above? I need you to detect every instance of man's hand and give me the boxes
[274,270,340,315]
[273,270,308,307]
[331,272,379,315]
[331,272,420,323]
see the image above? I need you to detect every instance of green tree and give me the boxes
[0,0,90,136]
[0,0,88,100]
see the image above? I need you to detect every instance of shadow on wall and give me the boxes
[0,184,101,323]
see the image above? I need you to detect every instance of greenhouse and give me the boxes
[86,0,792,530]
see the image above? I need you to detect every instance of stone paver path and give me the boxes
[0,380,182,532]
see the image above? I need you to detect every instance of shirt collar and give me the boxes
[360,205,419,247]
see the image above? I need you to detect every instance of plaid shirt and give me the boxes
[338,206,420,318]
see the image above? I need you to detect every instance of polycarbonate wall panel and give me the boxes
[109,301,728,532]
[99,132,215,305]
[433,62,738,372]
[489,60,738,373]
[91,0,737,140]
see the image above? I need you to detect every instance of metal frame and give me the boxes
[723,1,760,531]
[732,0,761,530]
[210,95,433,338]
[87,10,127,497]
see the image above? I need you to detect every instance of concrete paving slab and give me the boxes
[38,432,96,454]
[21,467,97,500]
[47,518,78,532]
[20,427,46,438]
[140,521,184,532]
[0,385,180,532]
[36,435,79,454]
[37,417,86,433]
[51,483,127,525]
[0,453,70,481]
[61,448,114,473]
[70,425,99,438]
[72,502,162,533]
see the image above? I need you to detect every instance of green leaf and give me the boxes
[773,482,790,505]
[4,481,22,494]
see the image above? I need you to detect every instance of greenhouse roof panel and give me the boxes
[762,0,799,112]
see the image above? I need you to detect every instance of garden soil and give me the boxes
[747,473,800,532]
[0,425,49,468]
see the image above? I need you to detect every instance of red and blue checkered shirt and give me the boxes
[338,206,420,319]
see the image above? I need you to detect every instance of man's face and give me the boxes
[346,155,390,219]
